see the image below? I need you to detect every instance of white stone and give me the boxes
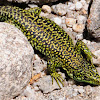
[83,3,88,11]
[75,2,83,10]
[42,5,51,13]
[65,18,76,27]
[51,3,68,16]
[8,0,29,3]
[68,2,75,10]
[76,34,83,40]
[53,17,62,25]
[28,4,38,8]
[80,0,86,5]
[77,15,87,24]
[78,88,85,93]
[73,24,85,33]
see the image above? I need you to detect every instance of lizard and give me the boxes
[0,5,100,87]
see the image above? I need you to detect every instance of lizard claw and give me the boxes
[51,72,64,88]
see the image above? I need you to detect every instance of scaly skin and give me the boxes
[0,6,100,87]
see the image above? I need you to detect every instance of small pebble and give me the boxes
[94,50,100,56]
[83,3,88,11]
[51,3,67,16]
[85,85,93,95]
[73,24,84,33]
[77,15,87,24]
[73,92,78,96]
[76,33,83,40]
[65,18,76,27]
[66,10,75,18]
[23,86,34,97]
[72,0,79,3]
[28,4,38,8]
[53,17,62,25]
[68,2,75,10]
[42,5,51,13]
[75,2,83,10]
[80,0,86,5]
[34,86,39,91]
[78,88,85,94]
[81,9,87,14]
[82,39,91,44]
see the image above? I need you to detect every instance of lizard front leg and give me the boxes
[47,57,64,88]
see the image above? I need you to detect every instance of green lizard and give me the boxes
[0,5,100,87]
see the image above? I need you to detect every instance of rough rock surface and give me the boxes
[0,22,33,100]
[87,0,100,41]
[7,0,59,4]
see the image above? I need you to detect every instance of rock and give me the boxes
[33,54,47,74]
[75,33,83,40]
[42,5,51,13]
[73,24,85,33]
[53,17,62,26]
[67,2,75,10]
[80,0,86,5]
[93,50,100,66]
[85,85,93,95]
[30,0,59,4]
[87,0,100,41]
[28,4,38,8]
[65,18,76,27]
[34,75,63,93]
[0,23,33,100]
[75,2,83,10]
[77,86,85,94]
[7,0,29,3]
[51,3,68,16]
[77,15,87,24]
[82,3,88,11]
[66,10,75,18]
[7,0,59,4]
[23,85,35,98]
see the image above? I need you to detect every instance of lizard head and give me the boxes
[73,62,100,85]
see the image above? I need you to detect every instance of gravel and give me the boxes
[0,0,100,100]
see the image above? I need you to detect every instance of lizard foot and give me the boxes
[51,72,64,88]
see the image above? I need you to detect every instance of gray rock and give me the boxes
[0,23,33,100]
[30,0,59,4]
[65,18,76,27]
[75,2,83,10]
[34,75,63,93]
[77,15,87,24]
[51,3,68,16]
[7,0,59,4]
[87,0,100,41]
[53,17,62,26]
[7,0,29,3]
[42,5,51,13]
[73,24,85,33]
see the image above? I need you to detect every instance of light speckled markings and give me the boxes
[0,6,100,87]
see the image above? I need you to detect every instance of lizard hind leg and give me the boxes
[75,40,97,64]
[47,57,64,88]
